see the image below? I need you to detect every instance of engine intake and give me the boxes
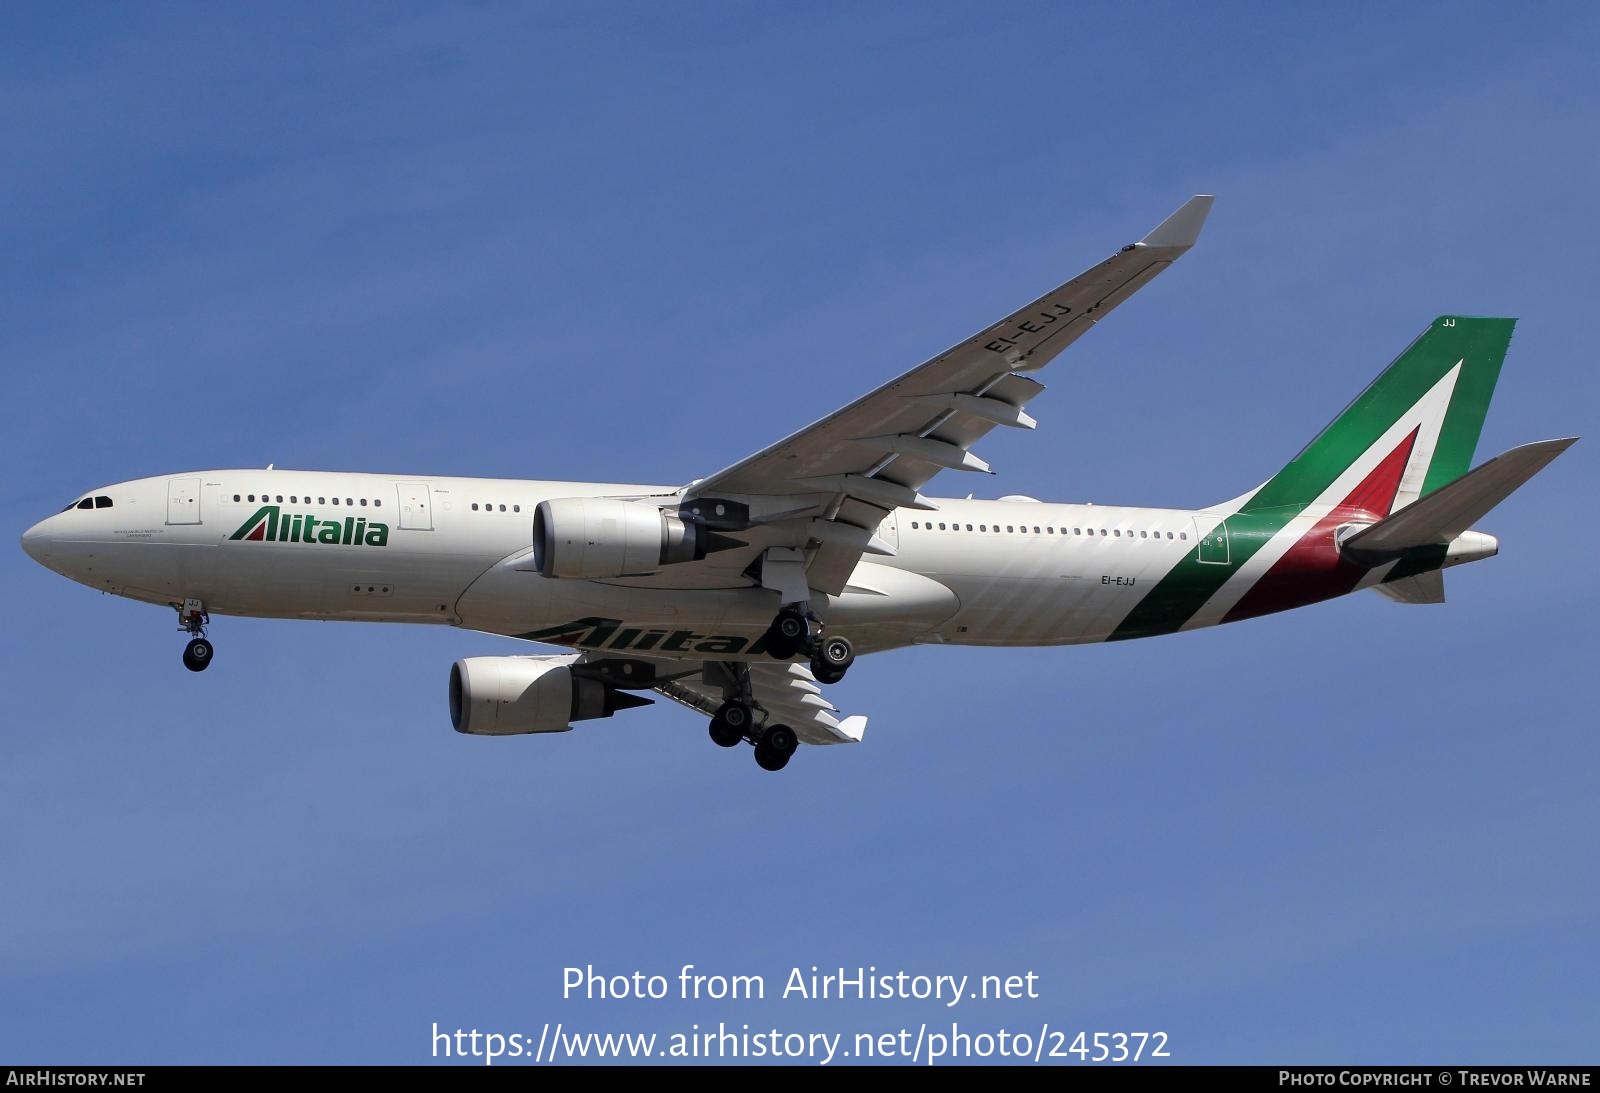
[532,497,707,579]
[449,656,650,736]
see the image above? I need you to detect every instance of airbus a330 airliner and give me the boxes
[21,196,1576,771]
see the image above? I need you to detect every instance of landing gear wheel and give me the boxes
[182,637,213,673]
[812,663,846,686]
[811,634,854,679]
[754,723,798,771]
[708,701,750,748]
[764,608,810,660]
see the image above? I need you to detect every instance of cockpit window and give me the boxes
[76,498,94,510]
[94,496,113,509]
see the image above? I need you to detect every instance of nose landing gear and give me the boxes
[176,598,214,673]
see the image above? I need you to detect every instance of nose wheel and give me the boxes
[182,637,214,672]
[175,598,214,672]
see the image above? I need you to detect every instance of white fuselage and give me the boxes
[21,470,1229,658]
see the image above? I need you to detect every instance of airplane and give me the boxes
[20,196,1577,773]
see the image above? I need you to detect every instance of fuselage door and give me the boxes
[166,477,201,525]
[875,511,900,552]
[1194,515,1231,565]
[398,482,433,530]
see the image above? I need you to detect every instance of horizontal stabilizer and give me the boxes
[1343,437,1577,558]
[1373,570,1446,604]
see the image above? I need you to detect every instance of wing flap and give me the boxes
[649,660,869,746]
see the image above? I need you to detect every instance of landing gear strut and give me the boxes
[176,598,214,673]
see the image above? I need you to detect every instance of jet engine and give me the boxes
[531,497,708,579]
[449,655,650,736]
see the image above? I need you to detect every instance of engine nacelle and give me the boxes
[532,497,707,579]
[450,656,645,736]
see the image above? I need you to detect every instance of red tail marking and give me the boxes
[1224,427,1420,623]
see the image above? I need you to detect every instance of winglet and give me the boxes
[1139,194,1215,250]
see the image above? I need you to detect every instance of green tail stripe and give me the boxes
[1110,316,1514,641]
[1240,316,1513,514]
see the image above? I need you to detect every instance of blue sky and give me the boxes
[3,3,1597,1065]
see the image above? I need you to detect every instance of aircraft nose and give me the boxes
[21,518,55,564]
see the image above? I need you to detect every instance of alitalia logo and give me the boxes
[228,505,390,547]
[520,616,769,656]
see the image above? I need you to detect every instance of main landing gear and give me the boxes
[708,699,800,772]
[176,598,214,673]
[705,665,801,772]
[762,604,855,684]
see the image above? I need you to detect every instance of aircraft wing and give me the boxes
[650,660,867,746]
[683,195,1213,594]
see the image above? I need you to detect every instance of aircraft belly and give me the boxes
[823,562,960,648]
[455,557,960,659]
[205,545,475,622]
[457,563,771,639]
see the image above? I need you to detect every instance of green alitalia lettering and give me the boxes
[228,504,390,547]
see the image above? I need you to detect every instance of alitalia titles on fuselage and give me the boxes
[229,505,390,547]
